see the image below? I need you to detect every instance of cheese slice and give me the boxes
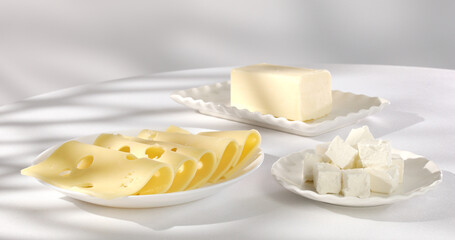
[198,129,261,179]
[166,125,191,134]
[122,135,218,190]
[21,141,174,199]
[94,134,197,193]
[231,63,332,121]
[138,130,240,182]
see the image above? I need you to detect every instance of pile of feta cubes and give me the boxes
[303,126,404,198]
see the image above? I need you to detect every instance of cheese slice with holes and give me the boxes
[21,141,174,199]
[198,129,261,179]
[94,134,198,193]
[138,130,240,182]
[126,136,218,190]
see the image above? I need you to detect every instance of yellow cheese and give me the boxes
[127,136,218,190]
[165,126,262,179]
[166,125,191,134]
[138,130,240,182]
[231,63,332,121]
[94,134,197,193]
[199,129,261,179]
[21,141,174,199]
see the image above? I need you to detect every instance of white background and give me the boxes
[1,0,455,105]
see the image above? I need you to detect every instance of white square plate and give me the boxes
[271,149,442,207]
[170,81,390,136]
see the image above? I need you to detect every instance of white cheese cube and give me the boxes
[345,126,375,147]
[313,162,341,194]
[302,152,323,182]
[341,169,370,198]
[315,143,329,155]
[325,136,358,169]
[357,139,392,167]
[367,166,399,194]
[231,64,332,121]
[392,157,404,183]
[315,143,330,162]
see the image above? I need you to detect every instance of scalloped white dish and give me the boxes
[170,81,390,136]
[271,149,442,207]
[31,128,264,208]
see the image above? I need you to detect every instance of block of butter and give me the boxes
[231,63,332,121]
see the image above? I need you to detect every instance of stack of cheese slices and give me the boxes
[21,126,261,199]
[302,126,403,198]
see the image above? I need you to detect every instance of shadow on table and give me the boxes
[311,109,424,142]
[62,153,281,231]
[308,170,454,222]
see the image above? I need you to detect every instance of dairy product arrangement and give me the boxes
[303,126,403,198]
[21,126,261,199]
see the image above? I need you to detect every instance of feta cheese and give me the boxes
[358,139,392,167]
[315,143,330,162]
[341,169,370,198]
[392,157,404,183]
[313,163,341,194]
[315,143,329,155]
[367,165,399,194]
[302,152,323,182]
[325,136,358,169]
[345,126,375,147]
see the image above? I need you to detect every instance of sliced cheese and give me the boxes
[138,130,240,182]
[94,134,197,193]
[166,125,191,134]
[125,136,218,190]
[164,126,261,179]
[21,141,174,199]
[198,129,261,179]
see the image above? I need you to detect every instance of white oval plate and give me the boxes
[271,149,442,207]
[170,81,390,136]
[31,128,264,208]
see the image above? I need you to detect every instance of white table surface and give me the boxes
[1,64,454,239]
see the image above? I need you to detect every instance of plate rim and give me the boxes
[271,149,443,207]
[170,81,390,136]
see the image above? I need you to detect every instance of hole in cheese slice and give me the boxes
[118,146,131,153]
[77,183,93,188]
[145,146,165,159]
[76,155,94,169]
[59,169,71,176]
